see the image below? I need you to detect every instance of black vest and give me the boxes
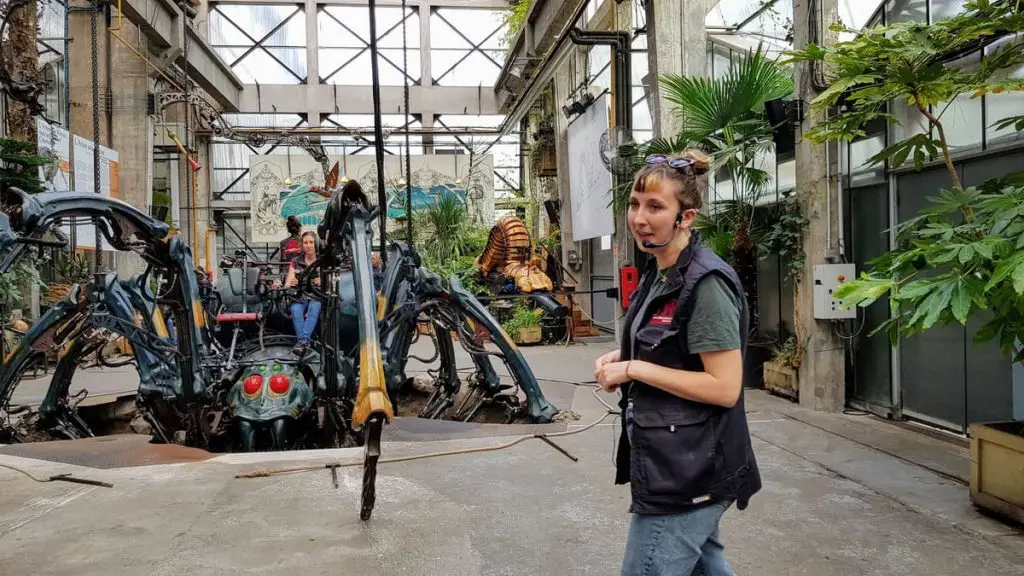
[614,231,762,514]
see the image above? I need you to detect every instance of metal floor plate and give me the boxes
[0,435,215,469]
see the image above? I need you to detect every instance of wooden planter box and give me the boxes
[970,421,1024,525]
[763,360,798,401]
[515,325,542,345]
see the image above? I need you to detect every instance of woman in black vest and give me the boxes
[594,149,761,576]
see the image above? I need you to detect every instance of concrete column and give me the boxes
[69,1,111,151]
[109,9,156,277]
[793,0,845,412]
[420,3,432,85]
[305,0,320,125]
[645,0,712,139]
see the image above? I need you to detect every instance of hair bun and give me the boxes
[682,149,711,176]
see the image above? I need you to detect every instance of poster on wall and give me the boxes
[71,135,121,250]
[247,154,495,244]
[35,118,71,192]
[567,92,615,241]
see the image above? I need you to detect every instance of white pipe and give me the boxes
[838,140,846,261]
[824,110,833,260]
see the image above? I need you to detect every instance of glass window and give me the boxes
[777,159,796,196]
[886,0,928,24]
[320,6,419,49]
[587,45,611,93]
[632,94,653,133]
[890,99,929,165]
[849,135,886,185]
[318,6,420,86]
[838,0,884,29]
[210,4,307,84]
[985,35,1024,147]
[430,8,506,86]
[930,0,968,22]
[937,51,983,152]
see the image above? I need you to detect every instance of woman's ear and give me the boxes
[680,208,698,229]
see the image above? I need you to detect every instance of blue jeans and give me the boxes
[290,300,321,342]
[621,500,736,576]
[622,400,736,576]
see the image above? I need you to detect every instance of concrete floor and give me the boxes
[1,339,1023,575]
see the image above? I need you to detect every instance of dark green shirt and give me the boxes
[630,271,741,357]
[688,275,742,353]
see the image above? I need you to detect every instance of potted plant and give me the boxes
[45,253,91,306]
[501,305,543,345]
[763,336,800,400]
[786,0,1024,523]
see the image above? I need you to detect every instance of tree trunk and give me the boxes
[6,0,40,145]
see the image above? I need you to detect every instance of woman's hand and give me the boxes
[594,349,621,373]
[595,360,633,393]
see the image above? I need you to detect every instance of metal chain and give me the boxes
[401,0,412,241]
[90,0,102,270]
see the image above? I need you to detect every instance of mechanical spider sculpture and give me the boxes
[0,184,557,521]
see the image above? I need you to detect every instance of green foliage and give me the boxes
[787,0,1024,364]
[0,257,46,323]
[413,195,492,294]
[0,137,51,322]
[0,137,51,195]
[694,209,734,260]
[501,0,531,51]
[539,226,561,254]
[761,194,809,281]
[782,0,1024,175]
[419,195,476,265]
[770,336,802,369]
[500,304,541,338]
[834,172,1024,362]
[53,253,92,284]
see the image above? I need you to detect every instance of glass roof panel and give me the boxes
[739,0,792,41]
[707,0,792,54]
[839,0,884,30]
[706,0,774,29]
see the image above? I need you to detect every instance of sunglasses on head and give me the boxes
[645,154,695,172]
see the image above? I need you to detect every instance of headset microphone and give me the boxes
[640,212,684,250]
[642,238,674,249]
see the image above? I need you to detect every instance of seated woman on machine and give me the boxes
[284,231,322,355]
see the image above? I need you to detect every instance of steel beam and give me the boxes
[182,27,244,110]
[237,83,498,116]
[117,0,243,109]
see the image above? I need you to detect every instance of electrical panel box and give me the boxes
[813,264,857,320]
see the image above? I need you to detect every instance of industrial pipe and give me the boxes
[367,0,388,263]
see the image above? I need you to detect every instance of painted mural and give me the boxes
[248,155,494,244]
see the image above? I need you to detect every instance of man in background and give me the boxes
[279,216,303,262]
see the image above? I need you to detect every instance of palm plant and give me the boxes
[619,44,794,336]
[420,194,473,265]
